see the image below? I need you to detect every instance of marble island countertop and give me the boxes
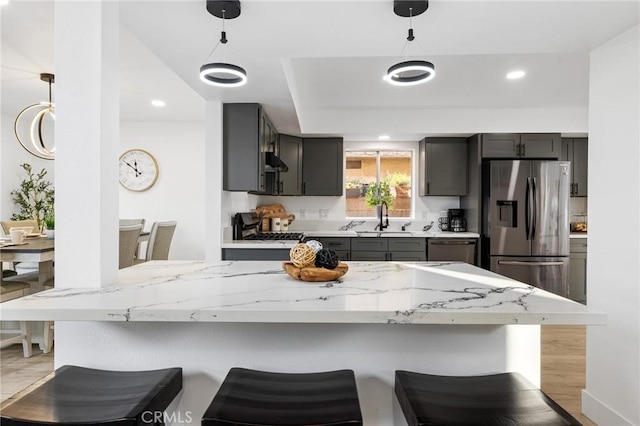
[0,261,603,325]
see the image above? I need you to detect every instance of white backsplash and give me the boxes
[569,197,588,221]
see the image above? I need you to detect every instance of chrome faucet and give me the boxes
[375,202,389,231]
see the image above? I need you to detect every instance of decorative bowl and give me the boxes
[282,262,348,282]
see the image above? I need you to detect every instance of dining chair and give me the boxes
[141,221,177,262]
[119,218,146,259]
[119,224,143,269]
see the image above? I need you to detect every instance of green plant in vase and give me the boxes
[10,163,55,233]
[365,179,395,209]
[44,215,55,238]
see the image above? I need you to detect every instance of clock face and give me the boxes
[119,149,159,191]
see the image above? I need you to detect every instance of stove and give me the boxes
[243,232,304,241]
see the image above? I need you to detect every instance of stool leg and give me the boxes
[20,321,32,358]
[43,321,54,353]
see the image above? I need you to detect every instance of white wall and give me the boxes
[1,113,55,226]
[583,25,639,426]
[119,121,206,260]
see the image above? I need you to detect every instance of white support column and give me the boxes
[54,1,119,288]
[205,101,223,262]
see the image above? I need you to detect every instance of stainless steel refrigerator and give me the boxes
[484,160,570,297]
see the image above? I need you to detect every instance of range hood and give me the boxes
[266,152,289,172]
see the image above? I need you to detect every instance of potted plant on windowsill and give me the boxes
[44,215,55,239]
[365,179,395,211]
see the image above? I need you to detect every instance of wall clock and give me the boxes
[119,149,159,191]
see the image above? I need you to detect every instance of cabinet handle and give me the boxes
[516,143,521,157]
[575,183,578,195]
[280,181,283,194]
[388,252,392,261]
[427,182,430,195]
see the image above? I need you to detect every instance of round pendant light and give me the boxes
[200,1,246,88]
[384,60,435,86]
[385,1,435,87]
[200,62,247,87]
[14,73,56,160]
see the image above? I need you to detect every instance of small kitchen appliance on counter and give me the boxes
[447,209,467,232]
[233,212,303,241]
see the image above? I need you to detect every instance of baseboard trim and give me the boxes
[582,389,636,426]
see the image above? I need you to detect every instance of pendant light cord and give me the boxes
[202,9,228,63]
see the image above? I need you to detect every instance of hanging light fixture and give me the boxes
[384,0,435,86]
[14,73,56,160]
[200,0,247,87]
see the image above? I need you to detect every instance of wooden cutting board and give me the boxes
[282,262,348,282]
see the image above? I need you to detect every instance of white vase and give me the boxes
[45,230,55,239]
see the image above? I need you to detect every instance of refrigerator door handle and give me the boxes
[532,176,538,239]
[498,260,565,266]
[525,177,531,240]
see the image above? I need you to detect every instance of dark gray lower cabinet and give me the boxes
[310,237,351,261]
[351,237,426,261]
[222,248,290,261]
[568,239,587,304]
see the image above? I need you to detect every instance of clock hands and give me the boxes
[123,160,142,177]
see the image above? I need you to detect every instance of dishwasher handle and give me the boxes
[429,240,476,245]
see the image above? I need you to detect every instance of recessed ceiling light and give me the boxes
[151,100,166,107]
[378,135,390,140]
[507,70,526,80]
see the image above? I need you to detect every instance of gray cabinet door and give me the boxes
[388,238,426,253]
[278,134,303,195]
[222,248,290,260]
[351,238,388,252]
[520,133,560,159]
[351,251,388,261]
[561,137,588,197]
[389,251,427,261]
[420,138,468,196]
[569,240,587,304]
[302,138,344,196]
[313,237,351,251]
[572,138,588,196]
[481,134,520,158]
[223,104,263,191]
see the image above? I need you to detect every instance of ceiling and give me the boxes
[2,0,639,142]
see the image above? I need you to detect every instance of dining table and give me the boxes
[0,236,54,292]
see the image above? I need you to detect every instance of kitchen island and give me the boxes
[0,261,603,425]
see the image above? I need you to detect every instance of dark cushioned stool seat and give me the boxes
[1,365,182,426]
[202,367,363,426]
[395,371,582,426]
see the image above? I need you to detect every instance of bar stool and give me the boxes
[395,370,582,426]
[202,368,363,426]
[1,365,182,425]
[0,281,32,358]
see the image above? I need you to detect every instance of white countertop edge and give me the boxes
[0,308,606,325]
[221,241,298,249]
[570,234,588,239]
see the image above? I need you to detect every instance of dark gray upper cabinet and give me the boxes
[481,134,520,158]
[520,133,560,159]
[277,134,303,195]
[223,103,269,192]
[561,137,588,197]
[302,138,343,196]
[419,137,468,196]
[481,133,560,159]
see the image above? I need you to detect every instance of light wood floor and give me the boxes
[1,326,596,424]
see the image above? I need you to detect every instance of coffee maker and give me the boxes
[447,208,467,232]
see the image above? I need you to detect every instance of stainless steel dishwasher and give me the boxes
[427,238,477,264]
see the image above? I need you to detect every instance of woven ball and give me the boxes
[290,243,316,267]
[305,240,323,253]
[314,248,340,270]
